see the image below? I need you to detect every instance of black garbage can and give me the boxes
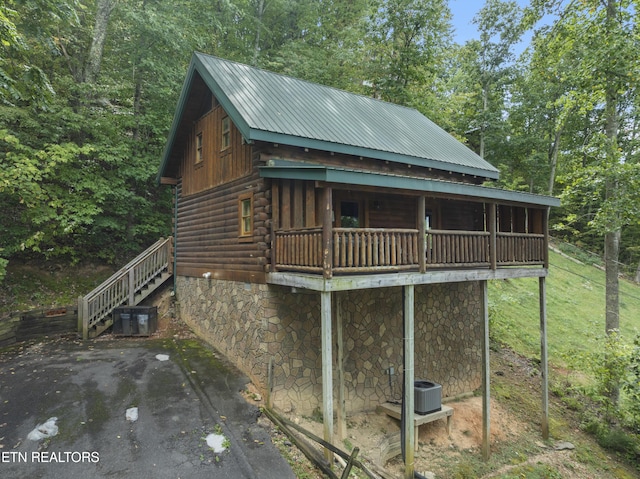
[113,306,157,336]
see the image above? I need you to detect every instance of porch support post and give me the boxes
[418,196,426,273]
[403,285,415,479]
[539,276,549,439]
[488,203,497,270]
[321,290,334,462]
[322,187,333,279]
[335,292,347,440]
[543,207,550,269]
[481,279,491,460]
[271,182,280,272]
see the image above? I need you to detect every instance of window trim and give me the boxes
[238,192,253,241]
[195,131,203,164]
[221,116,231,150]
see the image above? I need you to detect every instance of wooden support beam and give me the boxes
[481,279,491,460]
[488,203,497,270]
[335,292,347,440]
[418,196,426,274]
[539,276,549,439]
[322,187,333,279]
[403,285,415,479]
[543,207,550,269]
[321,290,334,463]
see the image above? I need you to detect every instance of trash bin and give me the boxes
[138,313,150,336]
[113,306,157,337]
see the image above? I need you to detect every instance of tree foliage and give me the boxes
[1,0,640,292]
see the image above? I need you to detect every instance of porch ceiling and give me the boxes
[259,160,561,208]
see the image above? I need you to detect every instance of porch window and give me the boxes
[239,193,253,240]
[340,201,360,227]
[195,132,203,164]
[222,116,231,150]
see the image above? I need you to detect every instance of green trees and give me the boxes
[1,0,639,296]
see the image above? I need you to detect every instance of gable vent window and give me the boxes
[195,132,203,164]
[239,193,253,240]
[222,116,231,150]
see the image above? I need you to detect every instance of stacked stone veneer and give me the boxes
[177,277,482,416]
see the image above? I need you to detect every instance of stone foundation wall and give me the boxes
[176,277,482,416]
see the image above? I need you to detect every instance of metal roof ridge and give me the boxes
[193,52,437,116]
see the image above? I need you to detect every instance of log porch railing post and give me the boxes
[322,187,333,279]
[418,196,426,273]
[488,203,497,270]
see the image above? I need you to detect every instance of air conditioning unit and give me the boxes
[414,380,442,415]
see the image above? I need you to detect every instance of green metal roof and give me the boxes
[260,159,560,208]
[158,53,501,181]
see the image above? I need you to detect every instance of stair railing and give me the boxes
[78,237,172,339]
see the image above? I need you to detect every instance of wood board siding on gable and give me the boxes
[175,104,269,281]
[181,105,252,196]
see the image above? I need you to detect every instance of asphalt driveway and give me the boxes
[0,335,296,479]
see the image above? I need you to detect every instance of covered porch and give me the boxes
[261,159,556,279]
[262,161,558,477]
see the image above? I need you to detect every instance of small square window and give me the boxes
[239,193,253,239]
[222,116,230,150]
[195,132,203,164]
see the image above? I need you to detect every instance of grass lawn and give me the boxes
[489,248,640,365]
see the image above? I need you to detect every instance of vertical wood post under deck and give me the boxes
[321,290,334,463]
[418,196,426,274]
[322,187,333,279]
[481,280,491,460]
[539,277,549,439]
[403,285,415,479]
[335,292,347,440]
[488,204,497,270]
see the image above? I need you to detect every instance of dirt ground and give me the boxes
[105,290,639,478]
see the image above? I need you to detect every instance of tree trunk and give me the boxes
[480,84,488,159]
[252,0,266,66]
[604,0,620,337]
[635,260,640,283]
[84,0,117,84]
[603,0,620,406]
[547,125,563,196]
[604,230,620,334]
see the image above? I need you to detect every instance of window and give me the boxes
[340,201,360,227]
[222,116,230,150]
[195,132,203,164]
[239,193,253,239]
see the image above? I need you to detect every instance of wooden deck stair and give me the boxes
[78,238,173,339]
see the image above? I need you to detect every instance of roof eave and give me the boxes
[259,165,560,208]
[250,129,500,180]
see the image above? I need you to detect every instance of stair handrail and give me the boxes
[84,237,170,301]
[79,237,172,339]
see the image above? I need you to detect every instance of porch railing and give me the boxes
[333,228,419,273]
[426,229,490,267]
[497,232,546,265]
[273,228,546,275]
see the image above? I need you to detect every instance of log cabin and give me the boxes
[158,52,560,470]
